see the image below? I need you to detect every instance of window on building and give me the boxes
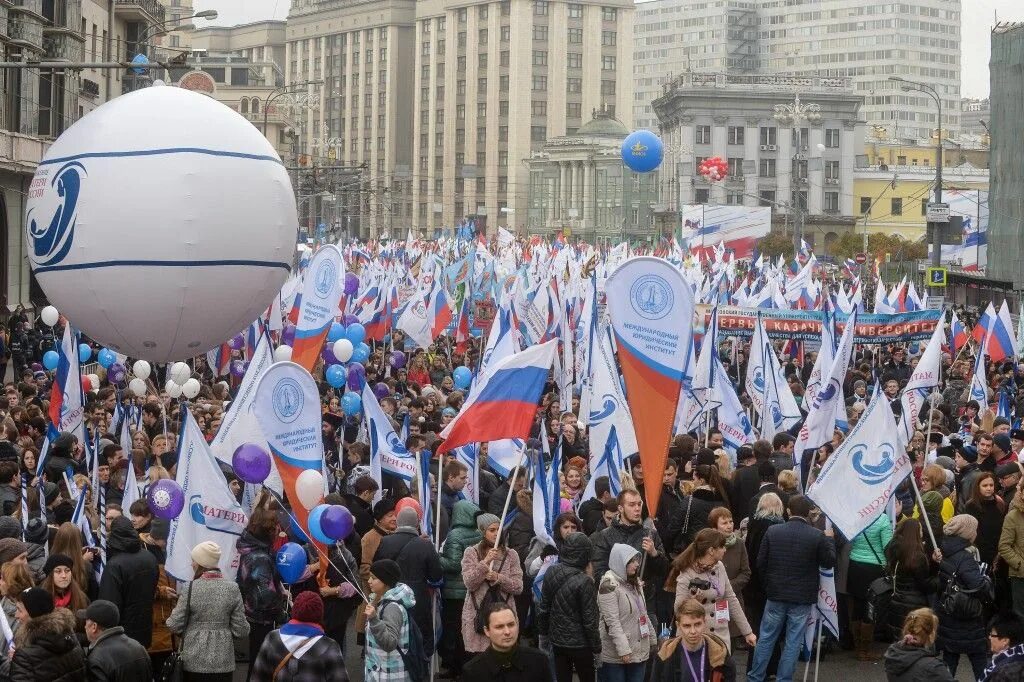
[477,151,486,166]
[921,198,929,216]
[825,160,839,180]
[602,30,616,46]
[458,55,467,71]
[479,29,488,45]
[533,50,547,67]
[568,3,583,18]
[477,127,487,143]
[532,75,547,91]
[499,150,508,165]
[567,77,581,93]
[727,192,743,205]
[824,192,839,212]
[694,157,707,174]
[891,198,903,215]
[457,31,466,48]
[759,126,777,146]
[759,190,776,208]
[568,28,583,43]
[567,102,581,118]
[456,128,465,143]
[533,25,548,41]
[695,189,710,204]
[479,5,488,19]
[567,52,582,69]
[727,126,744,145]
[501,26,511,42]
[457,7,467,22]
[825,128,840,148]
[437,39,445,55]
[478,102,487,117]
[500,75,509,92]
[602,55,616,70]
[479,52,488,68]
[457,80,466,95]
[457,104,465,120]
[535,1,549,15]
[601,80,615,95]
[531,125,546,141]
[529,100,545,117]
[759,158,776,177]
[728,157,743,178]
[897,155,907,165]
[500,50,510,67]
[602,7,617,21]
[501,1,510,15]
[479,77,487,93]
[499,100,509,116]
[695,125,711,145]
[860,197,871,214]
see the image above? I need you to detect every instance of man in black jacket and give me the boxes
[342,475,378,536]
[98,517,159,647]
[748,495,835,682]
[537,532,600,682]
[577,475,612,536]
[463,603,553,682]
[82,599,153,680]
[730,443,761,521]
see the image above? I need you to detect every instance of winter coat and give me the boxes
[591,518,669,623]
[537,532,601,653]
[343,493,375,537]
[850,514,893,566]
[757,516,835,604]
[249,621,348,682]
[999,507,1024,579]
[147,565,176,655]
[966,497,1006,567]
[882,640,955,682]
[8,608,86,682]
[462,544,523,653]
[935,534,991,655]
[721,535,750,595]
[84,625,153,682]
[461,644,553,682]
[663,488,727,553]
[651,632,736,682]
[578,497,606,536]
[365,582,417,681]
[439,499,482,600]
[236,530,286,626]
[743,513,784,611]
[98,517,159,648]
[375,525,442,639]
[980,644,1024,682]
[166,572,250,673]
[730,462,762,522]
[674,560,752,652]
[886,556,931,639]
[597,544,650,664]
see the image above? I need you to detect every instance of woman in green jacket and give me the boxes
[998,480,1024,620]
[847,513,893,661]
[438,499,482,677]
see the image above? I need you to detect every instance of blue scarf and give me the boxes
[981,643,1024,682]
[280,621,323,638]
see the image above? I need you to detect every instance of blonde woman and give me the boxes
[883,608,955,681]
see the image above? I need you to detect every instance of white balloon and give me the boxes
[295,469,324,510]
[129,377,147,397]
[40,306,59,326]
[25,87,295,362]
[132,360,151,381]
[333,339,354,363]
[181,377,201,399]
[169,362,191,386]
[273,345,293,362]
[88,374,100,391]
[165,380,182,398]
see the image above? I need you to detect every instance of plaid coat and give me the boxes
[365,583,417,681]
[249,622,348,682]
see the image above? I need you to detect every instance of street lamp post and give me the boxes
[133,9,218,89]
[263,81,323,137]
[772,94,822,255]
[889,76,943,295]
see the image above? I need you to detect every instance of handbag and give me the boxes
[161,581,194,682]
[862,536,892,625]
[470,549,509,634]
[938,568,987,621]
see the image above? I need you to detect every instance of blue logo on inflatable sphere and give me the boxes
[629,275,673,320]
[27,161,87,267]
[621,130,664,174]
[852,442,896,485]
[272,378,303,423]
[314,260,336,298]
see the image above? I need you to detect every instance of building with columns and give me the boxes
[652,73,865,248]
[524,108,656,240]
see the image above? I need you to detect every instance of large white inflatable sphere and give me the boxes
[25,86,297,362]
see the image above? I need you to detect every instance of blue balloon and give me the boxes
[78,344,92,363]
[97,348,116,369]
[341,392,362,416]
[352,342,370,365]
[346,322,366,345]
[621,130,664,173]
[325,364,347,388]
[307,504,334,544]
[453,366,473,390]
[327,322,345,343]
[42,350,59,371]
[275,542,307,584]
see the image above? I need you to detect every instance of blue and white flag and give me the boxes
[711,355,755,458]
[970,320,991,406]
[583,327,637,501]
[362,383,418,498]
[452,444,480,504]
[898,318,944,446]
[532,439,558,549]
[805,566,840,654]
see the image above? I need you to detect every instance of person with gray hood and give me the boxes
[537,531,600,682]
[598,543,651,680]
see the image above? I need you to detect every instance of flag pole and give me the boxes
[492,444,527,564]
[812,617,824,682]
[802,617,821,682]
[434,458,444,550]
[908,471,939,551]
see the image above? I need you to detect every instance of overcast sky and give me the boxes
[193,0,1022,99]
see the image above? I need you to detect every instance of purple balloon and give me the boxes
[321,345,338,365]
[344,273,359,296]
[281,323,296,347]
[374,382,390,400]
[232,443,271,484]
[346,362,366,391]
[230,359,246,377]
[389,351,406,369]
[320,505,354,540]
[108,363,127,384]
[342,314,359,327]
[147,479,184,520]
[229,334,245,351]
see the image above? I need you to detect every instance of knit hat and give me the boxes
[0,517,22,541]
[19,587,53,619]
[149,518,170,542]
[993,434,1013,454]
[476,512,500,532]
[372,498,397,521]
[396,507,419,530]
[190,541,222,570]
[933,455,956,471]
[24,518,48,546]
[369,559,402,588]
[960,446,979,464]
[0,538,27,566]
[78,600,119,629]
[920,491,943,516]
[291,591,324,624]
[996,462,1022,479]
[42,553,73,576]
[943,514,979,543]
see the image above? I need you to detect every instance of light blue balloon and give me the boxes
[352,343,370,365]
[346,322,366,345]
[327,322,345,343]
[307,504,334,544]
[453,366,472,390]
[621,130,664,173]
[78,344,92,363]
[325,364,347,388]
[42,350,59,371]
[97,348,116,369]
[341,392,362,416]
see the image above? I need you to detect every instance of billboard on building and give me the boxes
[680,205,772,259]
[937,189,988,272]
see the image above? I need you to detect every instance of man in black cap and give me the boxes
[997,462,1022,504]
[81,599,152,680]
[955,445,982,507]
[993,434,1017,468]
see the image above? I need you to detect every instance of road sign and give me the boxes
[854,252,867,264]
[926,266,947,287]
[926,202,950,223]
[924,296,945,310]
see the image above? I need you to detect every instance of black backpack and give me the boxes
[379,598,427,682]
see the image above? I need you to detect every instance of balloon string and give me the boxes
[261,487,371,604]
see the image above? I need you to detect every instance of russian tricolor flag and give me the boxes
[435,340,557,456]
[428,283,453,339]
[950,312,968,356]
[48,324,85,435]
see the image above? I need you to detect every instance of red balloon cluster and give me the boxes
[698,156,729,182]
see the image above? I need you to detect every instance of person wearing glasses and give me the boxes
[982,612,1024,681]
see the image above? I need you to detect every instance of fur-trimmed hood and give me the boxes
[14,607,77,648]
[657,631,729,668]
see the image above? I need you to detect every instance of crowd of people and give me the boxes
[2,302,1024,682]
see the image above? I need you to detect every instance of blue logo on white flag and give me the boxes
[629,275,673,320]
[28,161,86,266]
[271,378,303,423]
[852,443,896,485]
[314,260,336,298]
